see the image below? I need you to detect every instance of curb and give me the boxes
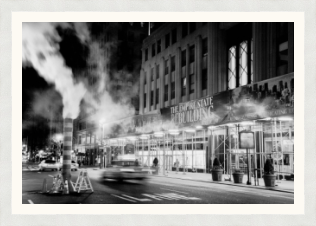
[153,174,294,194]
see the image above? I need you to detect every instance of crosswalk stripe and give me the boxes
[153,193,179,200]
[142,194,162,200]
[111,194,136,203]
[121,194,151,202]
[160,188,189,194]
[28,200,34,204]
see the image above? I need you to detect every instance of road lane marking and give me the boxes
[153,193,179,200]
[142,194,162,200]
[28,200,34,204]
[165,193,201,200]
[160,188,189,194]
[121,194,151,202]
[111,194,136,203]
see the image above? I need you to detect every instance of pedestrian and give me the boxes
[135,159,139,166]
[78,160,81,168]
[175,159,180,173]
[153,157,158,167]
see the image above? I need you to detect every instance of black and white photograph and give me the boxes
[21,21,295,205]
[0,3,315,225]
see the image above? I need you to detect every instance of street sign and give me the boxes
[239,131,255,149]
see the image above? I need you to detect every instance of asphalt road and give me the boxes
[22,165,294,204]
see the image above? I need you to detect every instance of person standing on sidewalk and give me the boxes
[175,159,180,173]
[153,157,158,167]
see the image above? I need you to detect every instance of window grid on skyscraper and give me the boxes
[239,40,248,86]
[228,46,237,90]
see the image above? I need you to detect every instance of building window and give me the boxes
[157,39,161,54]
[181,77,186,96]
[239,40,249,86]
[182,22,188,38]
[144,72,147,84]
[277,22,290,76]
[171,82,175,99]
[189,74,195,94]
[152,43,156,57]
[165,33,170,49]
[202,38,208,90]
[165,59,169,75]
[228,46,237,89]
[151,68,154,81]
[164,85,168,102]
[189,45,195,63]
[144,93,147,108]
[172,28,177,44]
[156,88,159,104]
[181,49,186,67]
[189,23,196,33]
[202,69,207,90]
[79,121,86,130]
[227,23,252,90]
[171,56,175,72]
[156,64,160,79]
[202,38,208,56]
[151,90,154,106]
[144,48,148,61]
[228,40,253,89]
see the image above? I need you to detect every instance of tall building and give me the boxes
[133,22,294,176]
[139,22,293,114]
[79,22,294,180]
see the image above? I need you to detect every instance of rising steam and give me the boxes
[23,22,138,136]
[22,22,86,119]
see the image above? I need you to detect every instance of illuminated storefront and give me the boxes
[99,73,294,178]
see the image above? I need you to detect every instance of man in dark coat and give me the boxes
[153,157,158,167]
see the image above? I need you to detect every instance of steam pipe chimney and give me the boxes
[62,118,73,183]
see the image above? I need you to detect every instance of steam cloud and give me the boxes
[23,22,86,119]
[23,23,138,137]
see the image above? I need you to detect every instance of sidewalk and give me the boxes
[154,170,294,193]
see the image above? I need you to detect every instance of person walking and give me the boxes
[175,159,180,173]
[78,159,81,168]
[153,157,158,167]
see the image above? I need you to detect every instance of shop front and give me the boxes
[101,73,294,178]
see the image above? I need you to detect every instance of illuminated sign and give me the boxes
[170,97,214,125]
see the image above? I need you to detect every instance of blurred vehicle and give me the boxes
[39,160,62,171]
[102,155,150,181]
[22,152,28,161]
[71,160,79,171]
[35,150,49,161]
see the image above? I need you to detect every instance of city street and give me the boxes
[21,22,296,206]
[22,164,294,204]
